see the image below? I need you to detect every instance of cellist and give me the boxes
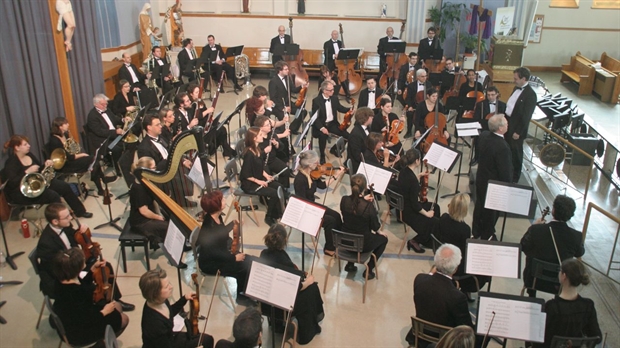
[311,80,352,164]
[404,69,432,139]
[413,88,450,145]
[457,69,484,119]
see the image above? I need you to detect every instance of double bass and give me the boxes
[336,23,362,96]
[379,21,408,91]
[286,17,309,87]
[441,68,466,105]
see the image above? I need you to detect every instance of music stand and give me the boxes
[158,88,177,111]
[219,100,246,145]
[272,44,300,57]
[0,201,24,270]
[94,141,123,232]
[205,112,228,189]
[225,45,244,58]
[383,42,406,91]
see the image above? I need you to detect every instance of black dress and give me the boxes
[398,166,440,246]
[110,92,135,116]
[259,131,290,188]
[52,273,122,346]
[293,172,342,252]
[370,111,403,155]
[414,100,447,137]
[46,134,93,174]
[239,149,283,220]
[141,298,214,348]
[259,248,325,345]
[129,181,168,245]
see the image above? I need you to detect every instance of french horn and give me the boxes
[20,149,66,198]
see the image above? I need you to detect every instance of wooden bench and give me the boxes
[360,52,381,79]
[560,51,596,95]
[599,52,620,103]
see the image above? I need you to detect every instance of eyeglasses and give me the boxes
[325,89,334,92]
[58,214,72,221]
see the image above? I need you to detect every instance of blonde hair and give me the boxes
[131,156,155,174]
[448,193,470,222]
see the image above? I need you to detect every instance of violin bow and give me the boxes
[196,270,220,348]
[359,153,380,214]
[109,245,122,303]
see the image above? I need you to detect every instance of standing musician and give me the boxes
[110,79,137,117]
[173,91,199,131]
[414,88,450,144]
[377,27,399,76]
[197,190,255,307]
[139,269,214,348]
[150,46,181,95]
[396,52,421,105]
[346,107,374,173]
[505,66,537,183]
[36,203,134,309]
[200,35,243,92]
[255,115,291,189]
[457,70,484,119]
[471,86,506,166]
[246,85,275,126]
[323,30,350,101]
[371,97,404,156]
[269,25,292,65]
[358,77,383,109]
[3,136,92,218]
[294,150,343,255]
[46,117,103,194]
[404,69,433,138]
[177,38,203,82]
[240,127,284,226]
[417,27,441,61]
[311,80,352,164]
[399,149,441,253]
[51,247,129,346]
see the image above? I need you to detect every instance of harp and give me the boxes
[134,127,212,234]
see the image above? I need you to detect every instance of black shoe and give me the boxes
[407,240,425,253]
[118,300,135,312]
[177,261,188,269]
[329,146,340,157]
[344,263,357,272]
[264,216,276,226]
[320,157,326,165]
[77,212,93,218]
[363,270,376,280]
[404,132,413,139]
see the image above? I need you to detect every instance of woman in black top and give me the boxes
[129,157,168,248]
[458,69,484,116]
[110,79,137,116]
[260,224,325,344]
[414,88,449,144]
[160,107,179,146]
[246,85,275,126]
[371,98,404,155]
[537,259,602,348]
[294,150,343,255]
[255,115,291,188]
[399,148,440,253]
[52,247,128,346]
[139,269,214,348]
[363,132,401,169]
[196,190,254,306]
[340,174,388,280]
[2,135,91,217]
[239,127,283,226]
[318,65,341,95]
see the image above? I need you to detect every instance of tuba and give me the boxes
[122,110,140,143]
[20,149,66,198]
[235,53,251,85]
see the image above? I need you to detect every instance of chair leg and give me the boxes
[221,279,236,311]
[323,257,334,294]
[398,225,410,256]
[248,197,260,227]
[144,241,150,270]
[120,244,128,273]
[36,300,45,329]
[372,254,379,280]
[224,196,236,223]
[363,263,370,304]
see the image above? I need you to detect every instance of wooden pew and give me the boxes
[560,51,596,95]
[599,52,620,103]
[360,52,381,79]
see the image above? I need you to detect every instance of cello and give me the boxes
[379,21,408,92]
[421,94,448,154]
[441,69,466,105]
[286,17,309,87]
[462,72,484,119]
[336,23,362,96]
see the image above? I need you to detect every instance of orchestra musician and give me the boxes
[399,148,441,253]
[323,30,350,101]
[377,27,399,76]
[177,38,202,82]
[51,247,129,346]
[139,269,214,348]
[340,174,388,280]
[294,150,343,255]
[173,91,199,131]
[268,61,308,149]
[254,115,291,188]
[318,65,341,96]
[440,57,462,97]
[371,97,404,155]
[358,77,383,109]
[110,79,137,117]
[404,69,432,138]
[214,308,262,348]
[311,80,352,164]
[118,52,151,95]
[363,132,400,169]
[246,85,274,126]
[457,70,484,118]
[417,27,441,61]
[414,88,450,144]
[346,107,374,173]
[269,25,291,65]
[3,136,92,218]
[397,52,421,105]
[200,35,243,92]
[150,46,181,95]
[239,127,284,226]
[159,107,178,145]
[471,86,506,166]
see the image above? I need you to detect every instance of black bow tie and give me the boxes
[489,102,496,105]
[324,98,331,103]
[369,90,375,93]
[515,86,523,90]
[419,83,424,86]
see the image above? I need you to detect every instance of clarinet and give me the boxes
[282,98,292,156]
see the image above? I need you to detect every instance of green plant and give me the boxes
[460,33,488,55]
[427,2,468,43]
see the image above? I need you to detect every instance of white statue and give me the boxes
[381,4,387,18]
[139,3,154,59]
[55,0,76,52]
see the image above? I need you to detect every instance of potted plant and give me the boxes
[427,2,467,43]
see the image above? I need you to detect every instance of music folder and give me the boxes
[151,64,170,81]
[225,45,244,58]
[272,44,299,57]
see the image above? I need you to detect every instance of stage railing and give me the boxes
[581,202,620,284]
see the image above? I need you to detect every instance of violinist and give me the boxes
[294,150,343,255]
[358,77,383,109]
[255,115,291,188]
[377,27,399,76]
[346,107,374,173]
[471,87,506,166]
[414,88,450,144]
[457,70,484,118]
[363,132,401,170]
[52,247,129,346]
[201,35,243,92]
[139,269,214,348]
[246,85,275,126]
[397,52,422,105]
[36,203,134,310]
[404,69,432,138]
[398,149,441,254]
[196,190,255,307]
[318,65,341,96]
[311,80,352,164]
[371,98,404,155]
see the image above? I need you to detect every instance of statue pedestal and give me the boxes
[489,36,524,71]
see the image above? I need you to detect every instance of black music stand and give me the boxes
[272,44,300,57]
[0,202,24,270]
[220,100,246,145]
[225,45,244,58]
[383,41,406,94]
[205,112,228,190]
[94,142,123,232]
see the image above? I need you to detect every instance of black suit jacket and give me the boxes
[398,63,420,92]
[405,80,433,108]
[506,84,537,139]
[473,99,507,130]
[118,64,146,87]
[414,273,474,328]
[377,36,399,66]
[418,37,441,61]
[347,124,368,173]
[174,108,193,131]
[36,224,78,296]
[268,74,300,119]
[323,39,343,71]
[311,94,350,131]
[177,48,196,74]
[475,131,513,195]
[137,136,168,171]
[85,108,122,156]
[269,34,292,64]
[358,87,384,108]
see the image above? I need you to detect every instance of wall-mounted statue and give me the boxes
[139,3,154,59]
[164,0,184,47]
[55,0,76,52]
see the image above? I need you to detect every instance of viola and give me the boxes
[376,148,397,163]
[295,85,307,108]
[338,98,355,131]
[188,273,200,336]
[419,159,429,203]
[401,69,417,101]
[231,202,241,255]
[286,18,309,86]
[421,98,448,154]
[379,21,408,91]
[336,23,362,95]
[72,212,101,261]
[310,163,338,180]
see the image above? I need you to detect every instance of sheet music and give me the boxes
[484,181,532,216]
[423,142,460,172]
[466,240,520,278]
[164,220,186,265]
[477,296,546,342]
[280,196,326,237]
[455,122,482,130]
[173,314,185,332]
[188,157,214,189]
[355,162,392,194]
[457,128,480,137]
[245,261,300,310]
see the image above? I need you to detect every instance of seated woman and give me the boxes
[246,85,274,126]
[239,127,284,226]
[129,157,168,249]
[414,88,450,145]
[255,115,291,188]
[340,174,388,280]
[139,269,214,348]
[399,148,440,253]
[260,224,325,345]
[51,247,129,346]
[317,65,341,95]
[196,190,254,306]
[159,107,179,146]
[294,149,343,256]
[363,132,400,169]
[371,97,404,156]
[46,117,103,193]
[535,259,602,348]
[110,79,137,116]
[2,135,92,218]
[434,193,488,296]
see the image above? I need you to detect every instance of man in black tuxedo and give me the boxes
[346,107,374,173]
[404,69,433,138]
[376,26,399,76]
[323,30,343,72]
[118,52,157,108]
[36,203,134,310]
[396,52,421,106]
[505,67,537,183]
[358,77,383,109]
[440,57,463,97]
[472,114,513,240]
[471,86,506,165]
[149,46,181,95]
[311,81,352,164]
[201,35,243,92]
[269,25,291,66]
[268,61,308,137]
[173,92,198,131]
[418,27,441,61]
[406,244,476,347]
[177,38,202,82]
[520,195,585,297]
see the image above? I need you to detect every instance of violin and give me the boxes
[401,69,417,101]
[231,202,241,255]
[310,163,337,180]
[295,85,307,108]
[72,211,101,261]
[387,112,406,145]
[338,98,355,131]
[379,21,408,91]
[541,206,550,221]
[419,159,429,203]
[286,18,309,86]
[421,97,448,154]
[188,273,200,336]
[376,148,397,163]
[336,23,362,95]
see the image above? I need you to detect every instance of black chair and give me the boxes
[223,159,261,227]
[549,335,600,348]
[29,248,49,330]
[104,325,119,348]
[410,316,452,348]
[520,258,562,296]
[381,189,410,255]
[0,170,43,236]
[118,220,150,273]
[323,229,378,303]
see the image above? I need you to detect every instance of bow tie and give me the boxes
[332,40,337,43]
[418,83,424,86]
[324,98,331,103]
[210,46,215,49]
[369,90,375,93]
[515,86,523,90]
[489,102,496,105]
[280,36,284,39]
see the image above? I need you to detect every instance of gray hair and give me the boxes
[488,114,507,133]
[434,244,462,275]
[93,93,109,106]
[299,149,319,169]
[320,80,335,92]
[416,69,427,78]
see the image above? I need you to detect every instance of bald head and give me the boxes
[122,52,131,64]
[278,26,286,35]
[386,27,394,38]
[331,30,339,40]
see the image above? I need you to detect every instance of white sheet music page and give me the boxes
[164,221,185,265]
[466,242,520,278]
[477,297,545,342]
[355,162,392,194]
[280,196,325,237]
[484,182,532,215]
[245,261,300,310]
[188,157,214,189]
[423,142,459,172]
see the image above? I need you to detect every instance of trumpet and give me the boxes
[20,149,66,198]
[122,109,139,143]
